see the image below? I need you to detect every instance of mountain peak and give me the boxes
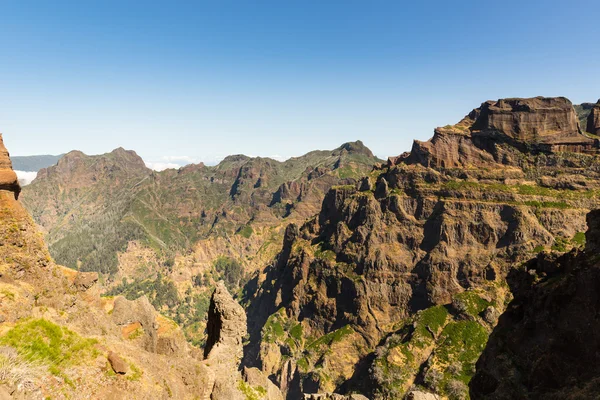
[334,140,374,157]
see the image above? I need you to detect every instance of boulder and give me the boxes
[111,296,158,353]
[0,134,20,199]
[107,351,128,375]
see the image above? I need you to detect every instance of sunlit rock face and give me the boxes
[0,134,20,198]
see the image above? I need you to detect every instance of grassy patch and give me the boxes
[552,236,569,252]
[0,319,98,378]
[238,380,267,400]
[236,225,254,239]
[572,231,586,247]
[306,325,354,351]
[453,291,491,318]
[126,362,143,381]
[262,309,287,343]
[413,306,449,345]
[435,321,488,386]
[290,323,303,342]
[314,245,336,262]
[532,245,545,253]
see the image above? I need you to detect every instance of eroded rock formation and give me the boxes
[204,281,283,400]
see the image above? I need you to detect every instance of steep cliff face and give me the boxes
[0,134,20,198]
[470,210,600,399]
[472,97,580,140]
[244,97,600,399]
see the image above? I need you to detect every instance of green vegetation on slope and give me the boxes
[0,319,98,381]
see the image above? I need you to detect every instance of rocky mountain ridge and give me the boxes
[21,141,381,346]
[13,95,600,399]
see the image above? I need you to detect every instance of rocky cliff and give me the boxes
[0,134,20,199]
[470,209,600,399]
[243,97,600,399]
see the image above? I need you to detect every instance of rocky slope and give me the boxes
[243,96,600,399]
[0,138,281,399]
[470,209,600,399]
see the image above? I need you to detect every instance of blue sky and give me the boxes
[1,1,599,169]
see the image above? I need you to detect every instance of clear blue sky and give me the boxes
[1,1,599,168]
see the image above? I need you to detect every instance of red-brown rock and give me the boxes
[107,351,128,375]
[472,96,580,141]
[0,134,20,199]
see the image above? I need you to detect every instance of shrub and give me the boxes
[0,346,44,392]
[446,379,468,400]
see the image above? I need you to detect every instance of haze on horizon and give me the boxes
[1,1,599,170]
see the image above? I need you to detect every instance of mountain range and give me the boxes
[2,96,600,399]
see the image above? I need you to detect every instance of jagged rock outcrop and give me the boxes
[0,134,20,199]
[470,209,600,399]
[204,282,283,400]
[204,281,247,361]
[587,100,600,135]
[72,271,99,291]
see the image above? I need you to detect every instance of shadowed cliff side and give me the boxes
[470,209,600,399]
